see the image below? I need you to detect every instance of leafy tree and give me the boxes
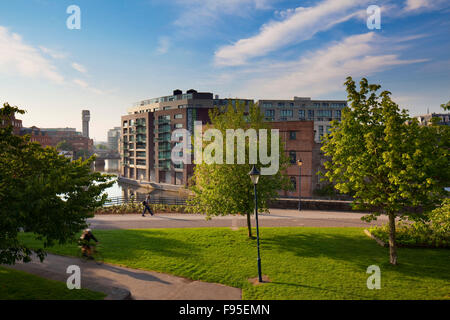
[188,101,291,238]
[0,102,114,264]
[440,101,449,111]
[321,78,449,265]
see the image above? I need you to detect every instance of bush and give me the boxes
[369,199,450,248]
[94,202,190,215]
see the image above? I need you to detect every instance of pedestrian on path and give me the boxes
[142,195,154,217]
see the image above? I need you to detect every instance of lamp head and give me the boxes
[249,165,261,185]
[297,159,303,167]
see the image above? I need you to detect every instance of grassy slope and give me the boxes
[0,266,106,300]
[20,227,450,300]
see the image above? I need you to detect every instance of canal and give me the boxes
[94,159,189,201]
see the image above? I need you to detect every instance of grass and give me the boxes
[0,266,106,300]
[20,227,450,300]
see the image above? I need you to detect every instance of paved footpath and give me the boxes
[7,253,241,300]
[88,208,388,230]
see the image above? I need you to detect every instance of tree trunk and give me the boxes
[388,212,398,265]
[246,212,253,238]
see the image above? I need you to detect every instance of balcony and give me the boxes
[154,125,171,134]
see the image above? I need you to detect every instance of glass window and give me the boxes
[290,177,297,191]
[289,151,297,164]
[335,110,341,119]
[175,123,183,129]
[319,126,324,138]
[278,102,285,107]
[281,110,293,117]
[298,110,305,120]
[308,110,314,119]
[289,131,296,140]
[174,114,183,119]
[263,103,273,108]
[265,109,275,117]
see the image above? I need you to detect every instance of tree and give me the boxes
[321,78,449,265]
[440,101,449,111]
[0,102,114,265]
[188,101,291,238]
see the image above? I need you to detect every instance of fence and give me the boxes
[103,195,187,207]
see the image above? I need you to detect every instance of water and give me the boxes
[94,161,188,200]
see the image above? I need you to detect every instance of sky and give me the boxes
[0,0,449,141]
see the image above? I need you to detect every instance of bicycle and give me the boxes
[78,243,104,265]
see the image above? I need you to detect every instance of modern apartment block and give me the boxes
[107,127,121,151]
[258,97,346,142]
[120,89,214,185]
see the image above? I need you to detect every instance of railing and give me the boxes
[103,195,187,207]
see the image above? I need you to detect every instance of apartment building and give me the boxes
[107,127,121,151]
[257,97,346,142]
[0,114,23,135]
[120,89,213,186]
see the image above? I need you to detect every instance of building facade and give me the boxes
[120,89,214,185]
[0,114,23,135]
[257,97,346,142]
[20,126,52,147]
[415,113,450,126]
[107,127,121,151]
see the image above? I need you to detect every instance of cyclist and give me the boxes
[79,228,99,259]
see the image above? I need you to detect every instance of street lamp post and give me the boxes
[249,165,262,283]
[297,159,303,211]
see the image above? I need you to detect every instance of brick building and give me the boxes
[20,126,52,147]
[0,114,23,135]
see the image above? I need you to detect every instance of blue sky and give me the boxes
[0,0,449,141]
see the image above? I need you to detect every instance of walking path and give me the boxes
[7,253,241,300]
[88,208,388,230]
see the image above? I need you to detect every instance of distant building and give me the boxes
[20,126,52,147]
[415,113,450,126]
[39,127,93,152]
[0,114,23,135]
[82,110,90,138]
[107,127,121,151]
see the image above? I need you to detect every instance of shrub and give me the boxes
[369,199,450,248]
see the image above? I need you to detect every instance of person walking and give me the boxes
[142,195,154,217]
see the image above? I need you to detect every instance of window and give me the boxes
[136,151,146,158]
[278,102,285,107]
[298,110,306,120]
[317,110,332,118]
[175,123,183,129]
[174,114,183,119]
[280,110,293,117]
[326,126,331,133]
[265,109,275,117]
[136,159,146,166]
[289,102,294,107]
[163,106,171,110]
[263,103,273,108]
[289,131,296,140]
[289,151,297,164]
[290,177,297,191]
[313,103,320,107]
[308,110,314,120]
[335,110,341,119]
[319,126,324,139]
[322,103,329,107]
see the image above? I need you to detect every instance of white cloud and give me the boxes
[0,26,64,84]
[71,62,87,73]
[156,37,170,55]
[226,32,428,99]
[214,0,372,66]
[174,0,275,27]
[73,79,104,95]
[39,46,66,59]
[404,0,448,12]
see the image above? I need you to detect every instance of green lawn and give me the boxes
[20,227,450,300]
[0,266,106,300]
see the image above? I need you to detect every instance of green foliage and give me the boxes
[187,101,291,236]
[370,199,450,247]
[95,202,190,214]
[0,102,114,265]
[321,77,449,263]
[440,101,449,111]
